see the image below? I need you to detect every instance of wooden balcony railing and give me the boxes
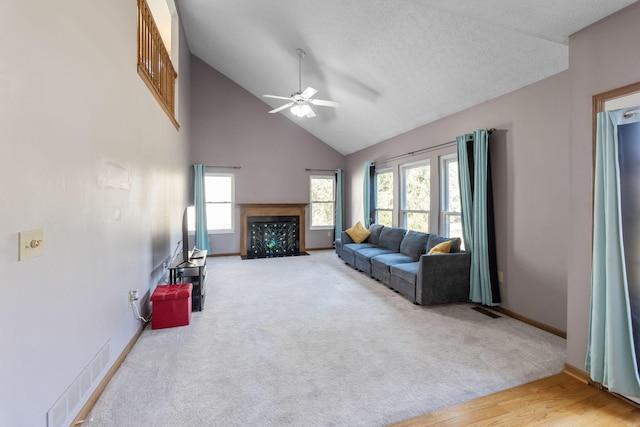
[137,0,178,128]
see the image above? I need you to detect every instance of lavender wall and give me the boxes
[189,56,345,253]
[0,2,191,426]
[345,71,570,332]
[567,2,640,371]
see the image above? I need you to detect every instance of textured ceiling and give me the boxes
[176,0,638,155]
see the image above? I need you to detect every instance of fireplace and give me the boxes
[238,203,307,259]
[247,216,299,258]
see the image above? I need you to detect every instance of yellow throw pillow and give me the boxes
[346,221,371,244]
[427,240,452,255]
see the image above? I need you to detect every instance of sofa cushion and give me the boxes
[371,253,415,284]
[342,242,376,266]
[355,247,395,275]
[368,224,385,246]
[343,243,376,252]
[378,227,407,252]
[425,235,461,253]
[399,230,431,261]
[390,262,419,285]
[427,240,452,254]
[355,247,395,263]
[345,221,371,243]
[372,252,415,267]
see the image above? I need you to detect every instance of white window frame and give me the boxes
[390,146,460,235]
[187,172,235,234]
[309,175,336,230]
[440,153,462,239]
[374,168,394,226]
[400,160,430,232]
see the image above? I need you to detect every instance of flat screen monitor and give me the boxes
[180,207,197,266]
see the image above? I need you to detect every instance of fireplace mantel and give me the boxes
[238,203,308,257]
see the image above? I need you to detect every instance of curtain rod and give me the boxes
[305,168,338,172]
[375,128,496,165]
[624,108,640,118]
[205,165,241,169]
[375,140,455,165]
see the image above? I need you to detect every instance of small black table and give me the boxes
[168,250,207,311]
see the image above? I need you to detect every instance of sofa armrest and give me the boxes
[416,252,471,305]
[341,230,355,244]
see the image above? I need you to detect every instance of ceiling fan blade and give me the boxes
[263,94,293,101]
[300,87,318,99]
[310,99,340,108]
[305,107,316,118]
[269,102,294,113]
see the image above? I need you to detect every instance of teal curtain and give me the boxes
[335,169,343,242]
[470,129,493,305]
[457,135,473,252]
[587,107,640,397]
[193,164,211,252]
[363,162,375,227]
[457,129,498,306]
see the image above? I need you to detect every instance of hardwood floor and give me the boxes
[389,373,640,426]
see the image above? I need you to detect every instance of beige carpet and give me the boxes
[88,250,566,426]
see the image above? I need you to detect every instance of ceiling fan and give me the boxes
[263,48,339,118]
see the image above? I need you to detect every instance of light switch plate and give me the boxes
[19,229,44,261]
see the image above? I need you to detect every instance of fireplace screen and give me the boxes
[247,216,300,258]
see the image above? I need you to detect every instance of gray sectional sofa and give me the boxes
[335,224,471,305]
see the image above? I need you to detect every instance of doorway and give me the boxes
[593,82,640,404]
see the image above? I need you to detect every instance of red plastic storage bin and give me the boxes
[150,284,193,329]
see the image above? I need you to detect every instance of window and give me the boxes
[375,169,393,226]
[393,147,462,237]
[441,154,463,244]
[310,176,335,229]
[188,173,234,233]
[373,147,461,235]
[401,162,430,232]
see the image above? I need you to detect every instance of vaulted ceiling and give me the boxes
[176,0,638,155]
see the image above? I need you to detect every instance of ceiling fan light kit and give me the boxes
[263,48,339,118]
[291,103,312,117]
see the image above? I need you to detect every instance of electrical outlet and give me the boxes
[19,229,44,261]
[128,290,139,307]
[497,271,504,283]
